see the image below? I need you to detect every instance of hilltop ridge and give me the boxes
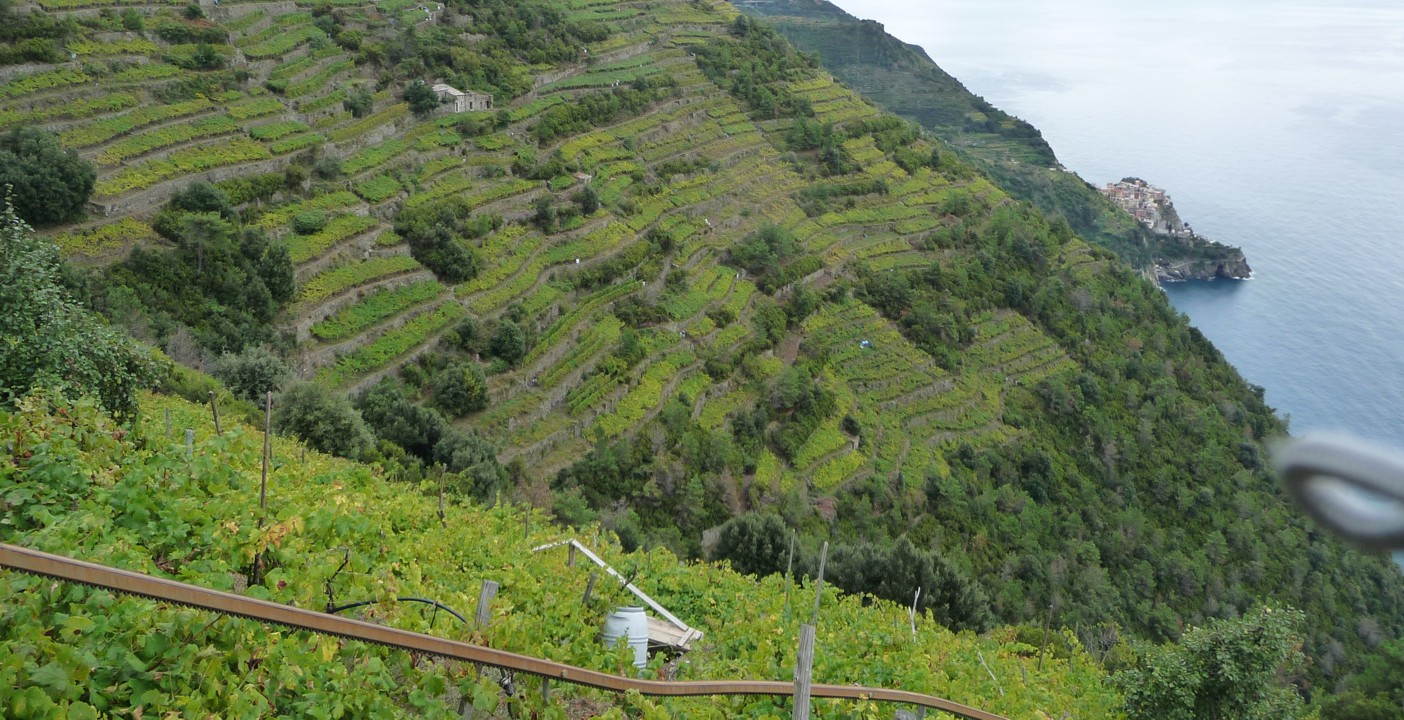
[736,0,1253,280]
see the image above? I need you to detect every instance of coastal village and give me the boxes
[1101,177,1194,237]
[1102,178,1251,280]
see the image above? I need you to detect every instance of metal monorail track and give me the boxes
[0,543,1006,720]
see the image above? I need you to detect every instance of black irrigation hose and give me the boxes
[327,596,470,626]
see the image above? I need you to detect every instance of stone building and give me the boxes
[431,83,493,113]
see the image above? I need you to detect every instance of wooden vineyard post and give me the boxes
[582,571,598,606]
[437,471,446,528]
[464,579,500,720]
[909,587,922,642]
[794,625,816,720]
[260,392,271,517]
[567,543,577,567]
[208,391,221,437]
[251,393,273,588]
[810,541,828,623]
[165,408,170,436]
[784,530,796,614]
[793,541,828,720]
[185,429,194,458]
[475,580,499,630]
[1037,603,1054,672]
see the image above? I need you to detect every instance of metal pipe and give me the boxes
[0,542,1007,720]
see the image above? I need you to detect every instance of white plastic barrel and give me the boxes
[600,605,649,668]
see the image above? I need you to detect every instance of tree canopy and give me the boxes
[0,202,163,418]
[0,128,97,226]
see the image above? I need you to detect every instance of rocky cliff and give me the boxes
[1153,250,1253,282]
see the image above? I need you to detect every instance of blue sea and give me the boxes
[835,0,1404,561]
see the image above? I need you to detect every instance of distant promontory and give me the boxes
[738,0,1254,285]
[1102,178,1252,281]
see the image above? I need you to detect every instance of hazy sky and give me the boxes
[829,0,1404,100]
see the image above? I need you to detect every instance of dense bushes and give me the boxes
[695,15,818,120]
[393,200,499,283]
[354,379,504,501]
[531,77,678,144]
[723,360,837,469]
[0,128,96,226]
[713,513,791,577]
[711,515,992,632]
[362,0,607,102]
[1115,607,1306,720]
[403,80,439,117]
[274,381,374,459]
[727,223,797,282]
[0,202,164,419]
[827,538,993,633]
[431,361,488,416]
[212,346,289,403]
[100,206,294,355]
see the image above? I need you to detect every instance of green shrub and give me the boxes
[292,210,327,235]
[713,513,790,577]
[0,127,96,225]
[274,382,373,459]
[0,204,165,419]
[211,346,290,403]
[431,362,488,416]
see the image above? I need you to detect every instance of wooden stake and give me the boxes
[810,541,828,624]
[909,587,922,642]
[582,571,597,605]
[208,391,221,437]
[793,623,816,720]
[185,429,194,458]
[567,543,577,567]
[260,392,271,517]
[164,408,170,436]
[475,580,499,630]
[1038,603,1054,672]
[437,472,446,527]
[783,531,796,612]
[794,541,827,720]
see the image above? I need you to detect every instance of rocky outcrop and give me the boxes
[1103,179,1253,282]
[1152,247,1252,282]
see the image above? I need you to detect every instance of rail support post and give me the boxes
[794,541,828,720]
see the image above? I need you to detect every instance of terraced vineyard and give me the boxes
[18,2,1386,689]
[0,392,1120,718]
[12,0,1084,486]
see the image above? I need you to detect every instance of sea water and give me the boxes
[836,0,1404,564]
